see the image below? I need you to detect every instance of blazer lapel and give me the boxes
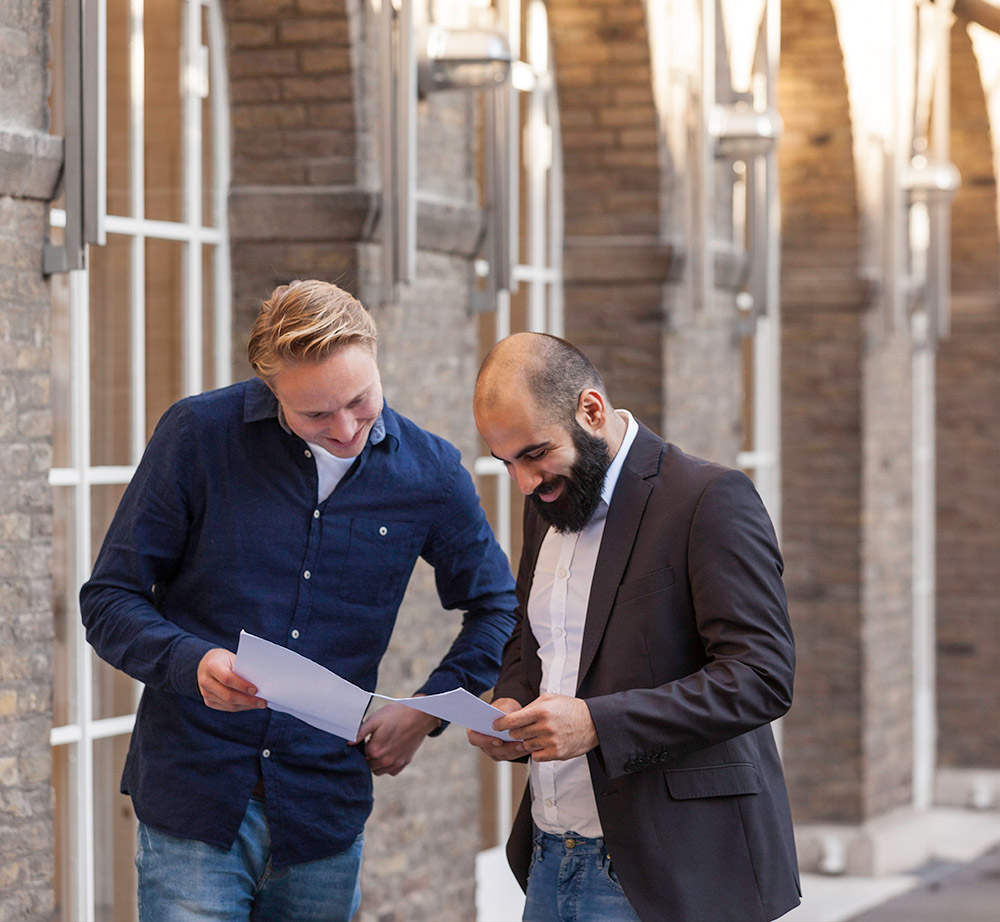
[576,424,661,691]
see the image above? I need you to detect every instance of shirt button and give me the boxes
[303,570,311,580]
[557,568,568,579]
[313,509,320,519]
[304,449,312,458]
[554,628,564,637]
[545,798,554,807]
[291,629,300,639]
[262,749,271,758]
[378,526,388,536]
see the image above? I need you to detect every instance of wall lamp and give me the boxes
[417,26,512,97]
[710,102,783,160]
[413,26,514,296]
[379,3,514,303]
[901,154,961,200]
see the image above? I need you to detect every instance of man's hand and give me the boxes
[467,697,529,761]
[197,648,268,711]
[493,693,598,762]
[354,702,439,776]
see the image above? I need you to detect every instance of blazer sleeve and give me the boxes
[586,468,795,780]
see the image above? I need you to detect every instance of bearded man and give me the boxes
[468,332,801,922]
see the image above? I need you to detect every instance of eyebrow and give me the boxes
[491,441,550,462]
[294,385,370,416]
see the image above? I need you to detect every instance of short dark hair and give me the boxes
[523,334,607,427]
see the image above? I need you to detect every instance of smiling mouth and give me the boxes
[330,426,366,449]
[533,480,564,502]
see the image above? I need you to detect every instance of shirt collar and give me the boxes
[600,410,639,509]
[242,376,394,449]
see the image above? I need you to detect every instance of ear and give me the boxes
[575,388,607,434]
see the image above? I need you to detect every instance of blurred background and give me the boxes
[1,0,999,919]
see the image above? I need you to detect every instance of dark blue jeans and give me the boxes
[522,829,642,922]
[136,797,363,922]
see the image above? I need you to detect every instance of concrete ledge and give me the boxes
[563,236,675,283]
[228,186,483,257]
[228,186,376,241]
[414,196,482,258]
[795,805,1000,877]
[0,129,64,200]
[936,768,1000,810]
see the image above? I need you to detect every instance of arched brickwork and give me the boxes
[936,21,1000,770]
[778,0,869,826]
[544,0,671,428]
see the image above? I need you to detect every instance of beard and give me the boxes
[528,422,613,534]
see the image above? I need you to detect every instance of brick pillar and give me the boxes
[935,22,1000,802]
[545,0,672,430]
[779,0,918,872]
[0,1,62,918]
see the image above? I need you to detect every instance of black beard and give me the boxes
[528,422,612,534]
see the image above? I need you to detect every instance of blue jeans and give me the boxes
[522,829,642,922]
[136,797,363,922]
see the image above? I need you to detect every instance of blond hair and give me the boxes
[248,280,377,379]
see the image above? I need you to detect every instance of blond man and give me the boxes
[82,281,516,922]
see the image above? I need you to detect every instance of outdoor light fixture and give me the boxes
[378,4,514,302]
[710,102,783,160]
[417,26,512,96]
[901,154,961,200]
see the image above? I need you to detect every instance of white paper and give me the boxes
[234,631,512,741]
[235,631,372,740]
[373,687,513,740]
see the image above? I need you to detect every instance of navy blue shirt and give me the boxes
[80,378,517,866]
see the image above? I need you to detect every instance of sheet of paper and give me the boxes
[234,631,512,741]
[374,688,512,741]
[234,631,372,741]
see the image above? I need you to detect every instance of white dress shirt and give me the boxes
[528,410,639,837]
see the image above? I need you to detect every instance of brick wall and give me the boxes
[0,0,60,917]
[860,326,914,817]
[778,0,869,825]
[936,23,1000,769]
[359,251,484,922]
[545,0,671,431]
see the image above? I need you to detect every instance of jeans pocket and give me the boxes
[599,851,626,894]
[528,841,543,879]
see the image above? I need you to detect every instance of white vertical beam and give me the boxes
[70,268,96,922]
[83,0,107,247]
[130,0,146,464]
[181,0,203,396]
[698,0,716,312]
[525,0,547,332]
[207,0,232,387]
[912,312,936,811]
[397,0,416,283]
[547,75,564,339]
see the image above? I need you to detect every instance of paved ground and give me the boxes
[848,843,1000,922]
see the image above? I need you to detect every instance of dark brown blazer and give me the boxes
[495,423,801,922]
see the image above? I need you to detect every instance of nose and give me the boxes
[511,464,541,496]
[326,412,355,443]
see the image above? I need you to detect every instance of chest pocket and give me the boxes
[338,517,426,606]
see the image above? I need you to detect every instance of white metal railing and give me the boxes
[48,2,230,919]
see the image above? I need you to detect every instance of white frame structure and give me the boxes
[48,2,230,919]
[474,1,563,918]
